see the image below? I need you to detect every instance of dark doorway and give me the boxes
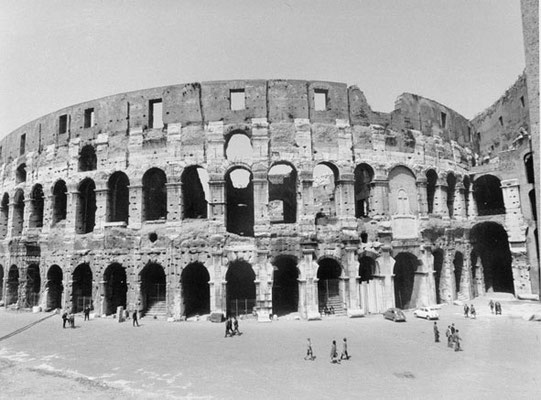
[272,256,299,316]
[143,168,167,221]
[181,262,210,318]
[103,263,127,316]
[225,168,254,236]
[72,263,93,312]
[29,184,44,228]
[226,260,255,317]
[473,175,505,216]
[359,256,375,282]
[26,264,41,307]
[393,253,418,309]
[317,258,342,312]
[432,249,444,304]
[182,166,208,219]
[426,170,437,214]
[52,180,68,225]
[108,172,130,224]
[78,145,97,172]
[447,173,456,218]
[46,265,63,310]
[268,163,297,223]
[16,163,26,183]
[0,265,3,300]
[463,176,471,217]
[7,265,18,305]
[76,179,96,234]
[453,252,464,294]
[354,163,374,218]
[0,193,8,238]
[12,190,24,236]
[140,263,166,315]
[470,222,514,294]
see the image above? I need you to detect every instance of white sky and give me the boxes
[0,0,526,137]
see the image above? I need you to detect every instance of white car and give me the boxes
[413,307,439,320]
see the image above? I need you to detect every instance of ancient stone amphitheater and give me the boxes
[0,79,537,320]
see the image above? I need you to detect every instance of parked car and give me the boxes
[383,308,406,322]
[413,307,439,320]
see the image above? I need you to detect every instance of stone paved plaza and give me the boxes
[1,298,540,400]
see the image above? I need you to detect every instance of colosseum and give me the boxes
[0,79,538,321]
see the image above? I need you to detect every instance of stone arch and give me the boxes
[432,248,444,304]
[182,166,209,219]
[272,255,299,316]
[6,265,19,306]
[388,166,417,215]
[225,130,252,161]
[470,222,514,294]
[72,263,93,312]
[52,180,68,225]
[103,263,127,316]
[0,193,9,238]
[447,172,457,218]
[139,262,166,316]
[26,264,40,307]
[12,189,24,236]
[46,265,63,310]
[473,175,505,216]
[354,163,374,218]
[393,252,419,309]
[268,162,297,224]
[314,162,339,224]
[15,163,26,184]
[29,184,44,228]
[76,178,96,234]
[226,260,256,317]
[453,251,464,294]
[426,169,438,214]
[181,262,210,318]
[225,166,254,236]
[317,257,342,313]
[142,168,167,221]
[107,171,130,224]
[78,145,97,172]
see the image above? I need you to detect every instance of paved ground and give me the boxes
[1,297,540,400]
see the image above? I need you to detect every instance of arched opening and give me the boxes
[12,190,24,236]
[140,263,166,316]
[453,252,464,294]
[72,263,93,313]
[426,170,438,214]
[225,167,254,236]
[317,258,342,313]
[359,256,375,282]
[0,193,9,238]
[314,163,338,224]
[46,265,63,310]
[447,173,456,218]
[388,166,417,215]
[354,163,374,218]
[103,263,127,316]
[225,132,252,161]
[268,163,297,223]
[15,163,26,183]
[463,176,471,217]
[529,190,537,221]
[226,260,256,317]
[26,264,40,307]
[78,145,97,172]
[29,184,44,228]
[6,265,19,306]
[52,180,68,225]
[181,166,209,219]
[432,249,443,304]
[524,153,534,184]
[473,175,505,216]
[142,168,167,221]
[76,178,96,234]
[272,256,299,316]
[393,252,418,309]
[181,262,210,318]
[107,172,130,224]
[470,222,514,294]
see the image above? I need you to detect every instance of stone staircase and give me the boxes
[321,295,346,317]
[143,300,167,318]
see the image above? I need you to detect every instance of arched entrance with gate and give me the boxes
[272,256,299,316]
[432,249,444,304]
[6,265,18,306]
[46,265,63,310]
[181,262,210,318]
[72,263,93,312]
[317,258,342,314]
[393,252,418,309]
[226,260,255,317]
[103,263,127,316]
[26,264,41,307]
[140,263,166,316]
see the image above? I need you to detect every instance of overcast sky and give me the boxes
[0,0,526,137]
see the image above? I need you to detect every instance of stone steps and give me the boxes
[143,301,167,318]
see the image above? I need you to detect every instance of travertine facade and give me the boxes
[0,79,538,320]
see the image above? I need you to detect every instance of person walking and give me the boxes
[304,338,315,361]
[470,304,476,319]
[69,313,75,328]
[489,299,495,314]
[446,325,453,348]
[433,322,440,343]
[224,317,233,337]
[450,323,456,334]
[84,306,90,321]
[495,301,502,315]
[233,317,241,335]
[62,311,68,328]
[454,329,462,352]
[132,310,139,327]
[463,304,469,318]
[330,340,340,364]
[340,338,349,360]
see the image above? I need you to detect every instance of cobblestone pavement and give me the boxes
[1,299,540,400]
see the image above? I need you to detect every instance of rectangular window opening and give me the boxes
[520,96,525,108]
[230,89,245,111]
[59,114,68,134]
[20,134,26,156]
[467,127,471,142]
[314,89,328,111]
[440,112,447,128]
[84,108,95,128]
[498,116,504,127]
[149,99,163,129]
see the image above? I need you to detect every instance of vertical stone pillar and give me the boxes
[300,245,320,319]
[474,259,485,297]
[6,199,15,238]
[208,175,225,226]
[453,183,466,220]
[1,273,7,306]
[416,177,428,217]
[255,250,271,322]
[344,243,362,317]
[62,269,71,311]
[299,170,315,234]
[460,241,473,300]
[420,244,436,305]
[165,180,182,223]
[66,183,78,233]
[42,194,53,233]
[17,266,28,308]
[252,118,269,162]
[99,280,107,316]
[253,167,270,236]
[94,182,108,231]
[23,194,32,232]
[128,180,143,229]
[467,188,478,219]
[378,244,395,309]
[297,278,307,318]
[371,177,389,217]
[337,173,356,226]
[435,179,449,218]
[212,250,224,315]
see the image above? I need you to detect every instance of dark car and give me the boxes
[383,308,406,322]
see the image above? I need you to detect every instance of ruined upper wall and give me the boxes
[0,80,475,164]
[470,73,530,161]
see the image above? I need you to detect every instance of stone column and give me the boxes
[299,170,315,235]
[474,258,485,297]
[17,266,27,308]
[300,246,320,320]
[454,183,466,220]
[467,188,478,219]
[94,183,108,231]
[460,241,473,300]
[416,177,428,218]
[371,177,389,217]
[297,278,307,318]
[378,245,395,309]
[420,244,436,305]
[208,175,225,226]
[66,183,78,233]
[253,168,270,236]
[6,199,15,238]
[23,196,32,232]
[434,179,449,218]
[99,280,107,316]
[337,173,356,226]
[1,273,7,306]
[128,182,143,229]
[344,243,362,317]
[42,194,53,233]
[165,180,182,223]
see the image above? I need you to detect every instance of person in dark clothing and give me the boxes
[233,317,241,335]
[304,338,315,361]
[454,329,462,351]
[330,340,340,364]
[450,323,456,334]
[340,338,349,360]
[224,317,233,337]
[132,310,139,327]
[470,304,476,319]
[433,322,440,343]
[489,299,495,314]
[62,311,68,328]
[463,304,469,318]
[495,302,502,315]
[84,306,90,321]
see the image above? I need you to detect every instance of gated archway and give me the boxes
[26,264,41,307]
[432,249,444,304]
[181,262,210,318]
[226,260,255,317]
[46,265,63,310]
[393,252,418,309]
[72,263,93,312]
[453,252,464,295]
[140,263,166,316]
[103,263,127,316]
[6,265,19,306]
[272,256,299,316]
[317,258,342,313]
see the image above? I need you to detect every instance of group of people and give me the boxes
[433,322,462,352]
[61,310,76,328]
[322,305,335,316]
[224,316,241,337]
[489,299,503,315]
[463,304,476,318]
[304,337,349,363]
